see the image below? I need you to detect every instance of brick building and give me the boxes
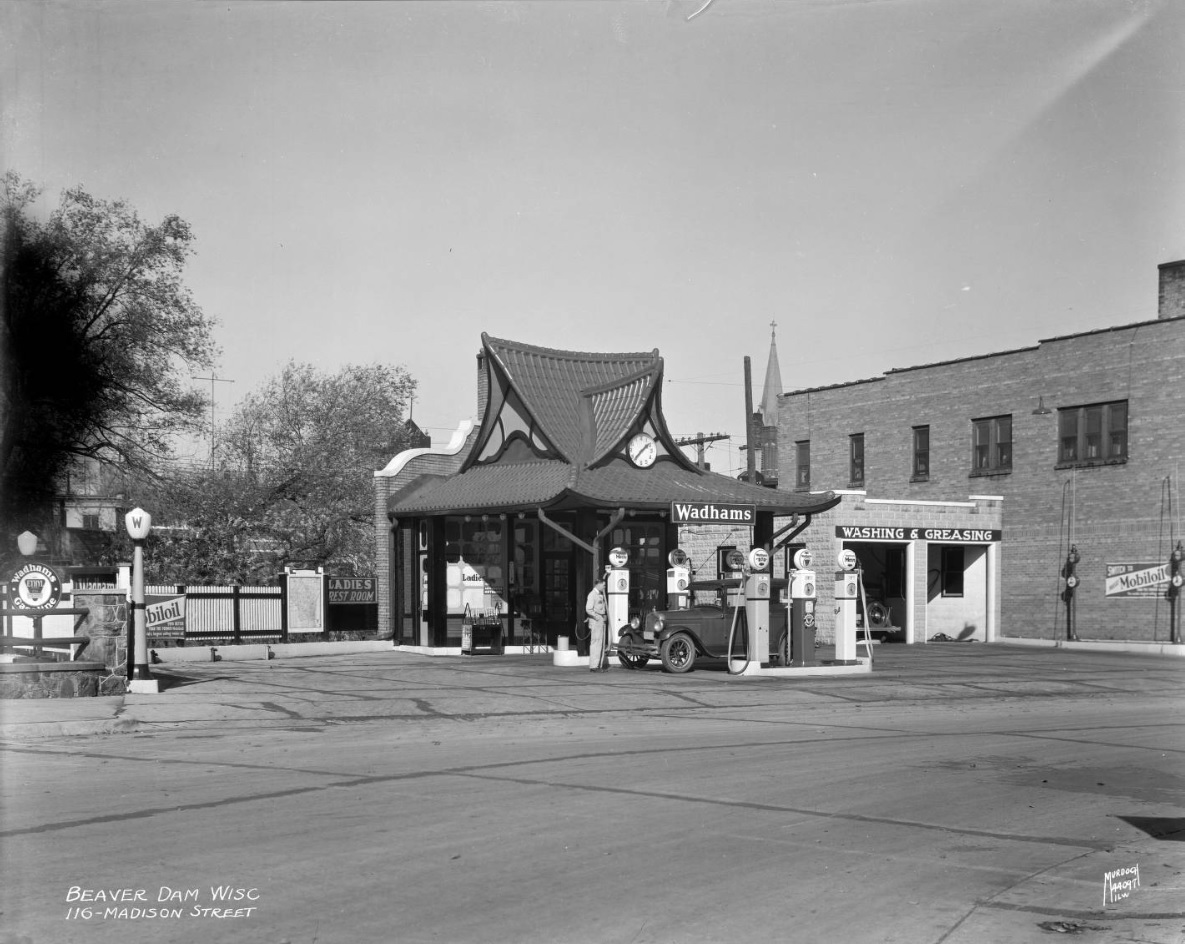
[775,261,1185,645]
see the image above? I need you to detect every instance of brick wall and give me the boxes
[777,316,1185,642]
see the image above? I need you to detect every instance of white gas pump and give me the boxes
[606,546,631,649]
[788,547,817,667]
[744,547,771,665]
[833,548,859,662]
[666,548,691,610]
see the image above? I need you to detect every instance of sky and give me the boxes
[3,0,1183,476]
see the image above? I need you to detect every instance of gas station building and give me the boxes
[374,334,840,651]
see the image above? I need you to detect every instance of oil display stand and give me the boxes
[461,603,504,655]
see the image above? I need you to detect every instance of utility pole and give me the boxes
[675,432,728,470]
[193,374,235,468]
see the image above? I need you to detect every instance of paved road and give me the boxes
[1,645,1182,944]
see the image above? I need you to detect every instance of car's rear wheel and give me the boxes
[660,633,696,674]
[618,651,648,670]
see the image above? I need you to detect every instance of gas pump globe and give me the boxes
[666,548,691,609]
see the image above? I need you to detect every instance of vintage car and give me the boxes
[614,582,790,674]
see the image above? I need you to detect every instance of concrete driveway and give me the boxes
[1,644,1182,944]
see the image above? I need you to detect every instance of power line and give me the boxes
[192,374,235,468]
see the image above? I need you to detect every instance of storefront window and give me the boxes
[444,517,506,618]
[610,522,665,611]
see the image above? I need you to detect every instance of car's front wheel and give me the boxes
[618,651,648,670]
[660,633,696,674]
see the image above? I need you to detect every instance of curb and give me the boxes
[998,637,1185,657]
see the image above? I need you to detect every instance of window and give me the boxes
[1058,401,1127,466]
[795,441,810,489]
[849,433,865,486]
[940,546,964,597]
[971,415,1012,474]
[912,425,930,480]
[82,514,100,531]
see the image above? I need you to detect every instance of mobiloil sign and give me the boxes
[671,502,756,524]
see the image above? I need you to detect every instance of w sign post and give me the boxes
[125,507,159,694]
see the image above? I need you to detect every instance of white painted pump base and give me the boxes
[729,659,872,678]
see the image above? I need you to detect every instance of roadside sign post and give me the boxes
[125,508,159,694]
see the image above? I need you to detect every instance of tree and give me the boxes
[0,173,217,549]
[143,362,418,582]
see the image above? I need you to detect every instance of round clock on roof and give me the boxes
[627,433,657,468]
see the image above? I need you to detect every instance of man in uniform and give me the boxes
[585,577,607,672]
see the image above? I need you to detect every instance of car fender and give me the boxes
[657,625,707,654]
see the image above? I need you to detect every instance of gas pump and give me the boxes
[1167,541,1183,645]
[833,548,859,662]
[744,547,771,666]
[1060,545,1080,642]
[666,549,691,610]
[788,548,817,667]
[606,546,631,650]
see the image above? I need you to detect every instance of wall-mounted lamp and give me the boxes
[1032,396,1052,416]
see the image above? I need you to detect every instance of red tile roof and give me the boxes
[482,334,660,464]
[388,334,840,518]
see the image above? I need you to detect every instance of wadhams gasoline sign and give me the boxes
[327,577,376,604]
[671,502,756,524]
[8,562,63,610]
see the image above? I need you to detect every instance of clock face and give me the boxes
[627,433,657,468]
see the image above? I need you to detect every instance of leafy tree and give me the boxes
[0,173,217,551]
[142,362,418,582]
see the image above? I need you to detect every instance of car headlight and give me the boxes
[629,615,641,630]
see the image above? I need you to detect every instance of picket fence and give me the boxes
[146,584,288,644]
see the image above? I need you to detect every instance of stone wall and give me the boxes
[74,591,129,693]
[0,591,128,698]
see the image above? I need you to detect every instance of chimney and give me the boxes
[476,349,488,420]
[1158,260,1185,320]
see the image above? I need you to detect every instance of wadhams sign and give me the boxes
[670,502,756,524]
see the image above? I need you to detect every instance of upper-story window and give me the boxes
[795,440,810,490]
[912,425,930,481]
[1058,401,1127,466]
[971,415,1011,474]
[849,433,865,487]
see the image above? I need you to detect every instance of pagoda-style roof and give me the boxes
[387,334,838,519]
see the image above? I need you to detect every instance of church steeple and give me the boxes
[759,320,783,428]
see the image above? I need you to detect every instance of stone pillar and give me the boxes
[74,591,129,695]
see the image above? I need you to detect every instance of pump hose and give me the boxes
[725,595,749,676]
